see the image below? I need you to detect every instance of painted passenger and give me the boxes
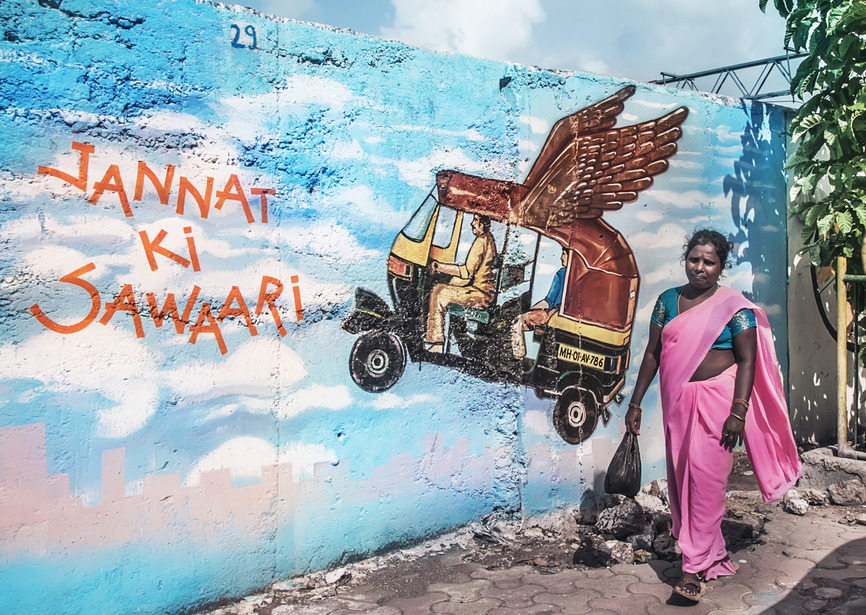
[424,214,496,353]
[510,247,567,360]
[624,229,801,603]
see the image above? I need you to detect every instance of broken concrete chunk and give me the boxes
[784,497,809,515]
[828,479,866,506]
[783,489,810,515]
[605,539,635,565]
[324,568,350,586]
[634,492,668,516]
[652,530,679,560]
[595,497,646,538]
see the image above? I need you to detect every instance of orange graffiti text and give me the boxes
[28,266,302,355]
[38,142,275,224]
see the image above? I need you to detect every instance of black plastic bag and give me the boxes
[604,432,641,497]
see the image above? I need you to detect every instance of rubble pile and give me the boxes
[569,479,767,568]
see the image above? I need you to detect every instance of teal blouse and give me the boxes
[651,286,755,349]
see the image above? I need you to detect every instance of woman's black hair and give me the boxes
[683,229,733,269]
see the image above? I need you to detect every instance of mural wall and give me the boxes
[0,0,790,613]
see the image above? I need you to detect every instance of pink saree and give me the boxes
[658,287,801,579]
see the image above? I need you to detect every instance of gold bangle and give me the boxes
[733,397,750,409]
[730,412,746,422]
[628,402,642,411]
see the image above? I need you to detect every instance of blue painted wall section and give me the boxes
[0,1,790,613]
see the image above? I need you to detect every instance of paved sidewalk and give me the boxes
[202,501,866,615]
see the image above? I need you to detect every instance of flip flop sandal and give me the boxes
[673,574,706,602]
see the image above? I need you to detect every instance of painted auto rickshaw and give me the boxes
[342,85,689,444]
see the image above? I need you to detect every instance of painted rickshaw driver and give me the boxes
[424,214,496,353]
[510,247,567,360]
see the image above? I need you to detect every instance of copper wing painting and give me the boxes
[342,85,689,444]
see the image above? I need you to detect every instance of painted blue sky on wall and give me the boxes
[0,0,787,505]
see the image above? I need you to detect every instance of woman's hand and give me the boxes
[625,405,642,435]
[720,413,745,451]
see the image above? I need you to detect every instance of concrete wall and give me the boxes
[0,1,790,613]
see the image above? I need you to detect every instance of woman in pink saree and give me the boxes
[625,230,801,602]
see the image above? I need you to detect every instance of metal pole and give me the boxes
[838,256,849,451]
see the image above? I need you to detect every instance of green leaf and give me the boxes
[791,112,824,141]
[826,5,849,33]
[853,203,866,227]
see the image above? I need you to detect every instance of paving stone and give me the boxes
[531,591,601,615]
[570,572,638,596]
[778,545,841,566]
[647,599,716,614]
[273,604,344,615]
[488,604,561,615]
[520,569,586,595]
[613,561,671,585]
[582,567,615,579]
[824,596,866,614]
[811,564,866,582]
[427,579,493,603]
[432,597,504,614]
[814,586,844,599]
[743,587,791,608]
[328,608,401,615]
[707,607,778,615]
[384,592,449,615]
[479,583,546,608]
[625,581,674,603]
[588,592,660,611]
[471,566,535,588]
[837,550,866,566]
[339,584,399,604]
[702,581,751,611]
[803,598,829,611]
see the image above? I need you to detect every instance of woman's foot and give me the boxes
[673,572,705,602]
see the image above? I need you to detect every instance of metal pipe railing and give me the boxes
[837,257,866,459]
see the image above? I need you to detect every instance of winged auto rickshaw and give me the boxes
[342,85,689,444]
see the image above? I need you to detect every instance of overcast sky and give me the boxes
[234,0,790,83]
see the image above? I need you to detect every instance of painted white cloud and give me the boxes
[185,436,277,486]
[264,221,381,264]
[369,392,436,410]
[645,190,719,210]
[279,441,339,482]
[627,222,689,251]
[523,408,549,435]
[394,146,509,189]
[382,0,545,62]
[0,325,162,438]
[165,337,307,398]
[221,75,356,137]
[279,384,353,418]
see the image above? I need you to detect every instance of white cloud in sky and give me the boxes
[280,441,339,482]
[381,0,545,62]
[370,391,436,409]
[279,383,354,418]
[627,222,689,251]
[0,325,162,438]
[646,190,721,210]
[240,0,788,85]
[394,146,509,188]
[165,337,307,398]
[185,435,340,485]
[185,436,277,486]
